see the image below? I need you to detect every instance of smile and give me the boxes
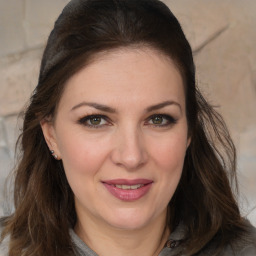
[102,179,153,201]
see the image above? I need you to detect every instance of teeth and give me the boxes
[114,184,144,190]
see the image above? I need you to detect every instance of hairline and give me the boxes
[50,44,187,122]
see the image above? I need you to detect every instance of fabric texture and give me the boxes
[69,223,256,256]
[1,222,256,255]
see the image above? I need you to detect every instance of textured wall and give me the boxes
[0,0,255,224]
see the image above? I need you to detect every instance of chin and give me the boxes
[108,218,149,231]
[102,208,156,231]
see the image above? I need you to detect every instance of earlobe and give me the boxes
[40,119,61,159]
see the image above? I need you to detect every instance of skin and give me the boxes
[41,47,190,256]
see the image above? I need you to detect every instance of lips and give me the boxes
[102,179,153,201]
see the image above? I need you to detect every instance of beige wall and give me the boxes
[0,0,255,224]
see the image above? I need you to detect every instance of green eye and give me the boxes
[78,115,109,128]
[89,117,102,125]
[152,116,164,124]
[146,114,177,127]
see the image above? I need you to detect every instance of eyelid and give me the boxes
[145,114,178,126]
[77,113,177,128]
[78,114,112,127]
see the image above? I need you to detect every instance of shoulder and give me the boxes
[196,222,256,256]
[222,223,256,256]
[233,223,256,256]
[224,242,256,256]
[0,217,9,256]
[237,245,256,255]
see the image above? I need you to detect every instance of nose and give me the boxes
[110,126,148,170]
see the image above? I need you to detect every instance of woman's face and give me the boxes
[42,47,190,231]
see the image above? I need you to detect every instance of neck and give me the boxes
[74,210,170,256]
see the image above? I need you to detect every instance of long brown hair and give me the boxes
[1,0,250,255]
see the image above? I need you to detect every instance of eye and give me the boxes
[146,114,177,127]
[151,116,165,125]
[78,115,110,128]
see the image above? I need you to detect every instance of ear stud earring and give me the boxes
[50,150,58,160]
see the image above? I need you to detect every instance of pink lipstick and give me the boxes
[102,179,153,201]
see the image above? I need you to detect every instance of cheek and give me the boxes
[149,131,188,173]
[144,131,187,211]
[56,128,111,176]
[57,131,113,202]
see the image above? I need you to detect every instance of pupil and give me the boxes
[153,116,163,124]
[90,117,101,125]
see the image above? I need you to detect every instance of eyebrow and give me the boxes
[146,100,181,113]
[71,100,181,113]
[71,102,116,113]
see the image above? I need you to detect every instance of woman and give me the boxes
[0,0,255,255]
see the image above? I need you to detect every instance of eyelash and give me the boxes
[146,114,177,127]
[78,115,111,128]
[78,114,177,128]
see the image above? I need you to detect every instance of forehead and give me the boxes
[58,47,185,111]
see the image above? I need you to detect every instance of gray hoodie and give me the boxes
[1,223,256,256]
[70,224,256,256]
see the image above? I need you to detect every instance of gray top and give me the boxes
[69,224,256,256]
[69,226,186,256]
[1,222,256,255]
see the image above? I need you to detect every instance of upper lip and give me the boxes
[102,179,153,185]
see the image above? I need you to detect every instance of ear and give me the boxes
[40,119,61,159]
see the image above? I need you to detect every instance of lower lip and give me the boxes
[103,183,153,201]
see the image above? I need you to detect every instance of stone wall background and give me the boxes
[0,0,255,225]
